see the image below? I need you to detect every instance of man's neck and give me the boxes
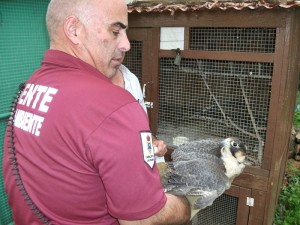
[110,69,125,88]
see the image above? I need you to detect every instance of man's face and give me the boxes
[82,0,130,78]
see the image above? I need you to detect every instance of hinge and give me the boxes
[246,197,254,207]
[145,101,153,108]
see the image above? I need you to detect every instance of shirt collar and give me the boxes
[42,49,110,82]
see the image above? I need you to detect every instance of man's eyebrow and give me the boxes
[112,22,127,29]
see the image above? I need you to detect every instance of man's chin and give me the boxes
[105,67,119,79]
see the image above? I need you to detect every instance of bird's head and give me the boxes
[220,137,247,163]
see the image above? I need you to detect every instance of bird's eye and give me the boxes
[231,141,238,147]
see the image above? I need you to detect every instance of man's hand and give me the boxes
[152,136,167,157]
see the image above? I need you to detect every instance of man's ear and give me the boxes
[64,16,80,44]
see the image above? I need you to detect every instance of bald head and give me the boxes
[45,0,130,77]
[46,0,95,42]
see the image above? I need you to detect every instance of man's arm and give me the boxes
[119,194,191,225]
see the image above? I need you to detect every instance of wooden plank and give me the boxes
[261,27,287,171]
[243,166,269,177]
[263,23,291,225]
[224,185,252,225]
[129,9,287,28]
[264,9,300,225]
[232,171,268,191]
[149,28,160,133]
[142,29,152,116]
[159,49,274,62]
[236,187,252,225]
[127,28,148,40]
[126,28,160,133]
[184,27,190,50]
[248,190,267,225]
[224,184,240,196]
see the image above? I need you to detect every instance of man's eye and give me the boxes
[113,31,120,36]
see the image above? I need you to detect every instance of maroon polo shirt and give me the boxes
[3,50,166,225]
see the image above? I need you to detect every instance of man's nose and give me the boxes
[119,33,131,52]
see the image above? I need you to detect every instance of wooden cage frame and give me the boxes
[126,8,300,225]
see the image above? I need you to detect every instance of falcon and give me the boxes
[157,137,247,219]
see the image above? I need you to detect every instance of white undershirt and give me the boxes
[119,64,147,113]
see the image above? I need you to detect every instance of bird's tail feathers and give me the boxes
[193,190,219,209]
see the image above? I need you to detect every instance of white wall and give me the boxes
[160,27,185,50]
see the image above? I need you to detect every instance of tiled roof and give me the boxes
[128,0,300,13]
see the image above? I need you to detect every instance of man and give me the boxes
[111,62,167,157]
[3,0,190,224]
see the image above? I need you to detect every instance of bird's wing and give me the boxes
[163,158,228,195]
[172,152,224,167]
[163,157,228,210]
[171,137,224,160]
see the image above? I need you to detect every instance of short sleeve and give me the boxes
[86,102,166,220]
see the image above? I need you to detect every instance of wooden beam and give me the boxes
[129,9,287,28]
[248,190,267,225]
[159,50,274,62]
[233,170,269,191]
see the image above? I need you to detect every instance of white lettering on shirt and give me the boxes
[14,109,45,136]
[39,87,58,112]
[15,83,58,136]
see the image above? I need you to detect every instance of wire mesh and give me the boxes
[157,58,273,166]
[123,40,143,85]
[192,194,238,225]
[190,27,276,53]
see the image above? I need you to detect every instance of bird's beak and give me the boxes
[235,151,246,163]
